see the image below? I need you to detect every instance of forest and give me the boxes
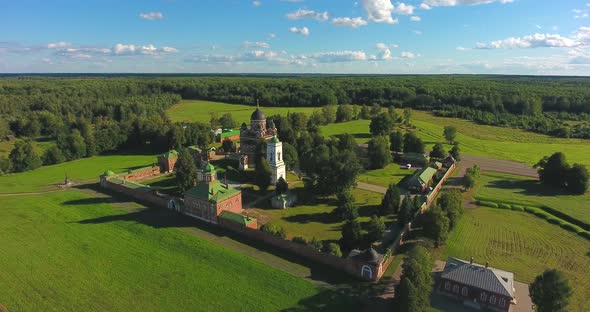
[1,75,590,174]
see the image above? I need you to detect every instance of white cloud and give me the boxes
[410,16,421,22]
[414,30,423,35]
[267,33,277,39]
[401,51,416,58]
[456,46,469,51]
[139,12,164,20]
[376,43,392,60]
[395,3,415,15]
[47,42,71,49]
[419,3,432,9]
[287,9,329,21]
[252,1,262,7]
[161,47,178,53]
[289,26,310,36]
[242,41,270,49]
[113,44,178,55]
[332,17,368,28]
[308,51,368,62]
[362,0,398,24]
[423,0,513,7]
[475,32,584,49]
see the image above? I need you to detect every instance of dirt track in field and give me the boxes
[459,154,538,178]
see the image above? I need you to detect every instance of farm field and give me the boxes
[0,190,358,312]
[319,110,590,166]
[438,207,590,312]
[358,163,413,188]
[474,172,590,225]
[249,188,391,242]
[0,154,155,194]
[167,100,319,124]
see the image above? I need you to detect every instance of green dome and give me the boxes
[204,162,216,174]
[103,170,115,177]
[270,135,280,143]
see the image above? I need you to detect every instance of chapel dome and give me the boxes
[250,108,266,121]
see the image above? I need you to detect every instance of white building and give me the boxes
[267,135,286,185]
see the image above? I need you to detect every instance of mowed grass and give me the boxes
[251,188,388,241]
[0,190,350,312]
[319,111,590,166]
[0,154,155,194]
[167,100,319,124]
[474,172,590,225]
[438,207,590,312]
[358,163,413,188]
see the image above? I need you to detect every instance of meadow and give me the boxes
[0,190,359,312]
[474,172,590,225]
[357,163,413,188]
[0,154,155,194]
[167,100,319,124]
[438,207,590,312]
[319,111,590,167]
[250,187,391,242]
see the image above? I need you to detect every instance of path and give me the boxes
[356,182,387,194]
[460,154,537,178]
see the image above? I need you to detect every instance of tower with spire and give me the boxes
[267,135,286,185]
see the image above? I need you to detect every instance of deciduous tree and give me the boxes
[175,148,198,193]
[529,269,572,312]
[443,126,457,143]
[367,135,391,169]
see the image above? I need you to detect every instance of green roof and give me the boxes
[103,170,115,177]
[161,150,179,159]
[431,161,442,168]
[219,130,240,138]
[270,135,280,143]
[109,178,152,192]
[219,211,256,226]
[204,162,216,174]
[185,180,240,203]
[418,167,438,184]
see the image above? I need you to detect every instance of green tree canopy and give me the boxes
[341,219,363,250]
[529,269,572,312]
[422,204,450,247]
[9,140,41,172]
[175,148,198,193]
[389,131,404,153]
[429,143,447,159]
[369,112,394,136]
[367,135,391,169]
[380,183,401,216]
[443,126,457,143]
[366,215,386,243]
[255,157,272,191]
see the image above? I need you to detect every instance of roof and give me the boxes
[185,180,241,203]
[418,167,437,183]
[251,108,266,120]
[109,178,152,192]
[102,170,115,177]
[219,129,240,138]
[188,146,202,153]
[441,257,514,298]
[204,162,216,174]
[350,247,383,265]
[161,150,179,159]
[270,135,280,144]
[432,161,442,168]
[219,211,256,226]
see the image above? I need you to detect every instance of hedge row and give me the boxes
[475,199,590,241]
[475,196,590,231]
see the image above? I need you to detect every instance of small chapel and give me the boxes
[239,107,277,170]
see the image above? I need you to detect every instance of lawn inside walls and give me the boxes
[0,190,349,312]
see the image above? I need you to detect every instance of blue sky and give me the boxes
[0,0,589,74]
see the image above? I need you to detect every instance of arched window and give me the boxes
[453,285,460,293]
[361,265,373,279]
[480,292,487,302]
[490,295,497,305]
[278,152,281,161]
[461,287,468,296]
[444,281,451,291]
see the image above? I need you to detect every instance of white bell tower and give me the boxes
[267,135,286,185]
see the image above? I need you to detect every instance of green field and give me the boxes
[0,154,155,194]
[319,111,590,166]
[167,100,319,124]
[0,190,358,311]
[251,188,390,242]
[474,172,590,225]
[358,163,413,188]
[438,207,590,312]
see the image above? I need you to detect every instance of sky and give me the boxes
[0,0,589,75]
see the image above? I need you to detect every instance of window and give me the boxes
[361,265,373,279]
[480,292,487,302]
[453,285,460,293]
[444,281,451,291]
[278,152,281,161]
[490,295,497,305]
[499,298,506,307]
[461,287,468,296]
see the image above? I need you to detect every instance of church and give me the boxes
[239,107,277,170]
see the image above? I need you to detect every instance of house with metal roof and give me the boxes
[439,257,516,312]
[408,166,438,193]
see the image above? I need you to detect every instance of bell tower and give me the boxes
[266,135,286,185]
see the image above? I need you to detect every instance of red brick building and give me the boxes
[438,257,516,312]
[183,163,243,224]
[158,150,179,173]
[239,107,277,169]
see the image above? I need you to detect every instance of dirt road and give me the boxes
[459,154,538,178]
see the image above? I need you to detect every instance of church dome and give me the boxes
[204,162,216,174]
[250,108,266,121]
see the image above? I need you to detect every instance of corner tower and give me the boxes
[267,135,286,185]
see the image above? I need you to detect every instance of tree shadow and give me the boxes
[353,133,372,140]
[486,179,569,197]
[283,211,340,224]
[280,281,381,312]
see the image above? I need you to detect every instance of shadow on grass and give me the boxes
[280,282,377,312]
[352,133,372,140]
[486,178,570,197]
[283,211,341,224]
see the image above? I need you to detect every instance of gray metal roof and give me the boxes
[441,257,514,298]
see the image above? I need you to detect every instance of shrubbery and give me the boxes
[261,223,287,239]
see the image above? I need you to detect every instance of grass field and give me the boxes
[167,100,319,124]
[358,163,413,188]
[437,207,590,311]
[0,154,155,194]
[250,188,390,242]
[474,172,590,225]
[0,190,360,312]
[319,111,590,166]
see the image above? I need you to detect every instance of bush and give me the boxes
[524,206,538,213]
[323,242,343,257]
[498,203,511,210]
[559,222,583,234]
[547,218,561,225]
[511,205,525,211]
[578,231,590,240]
[307,237,323,251]
[534,211,549,219]
[260,223,287,239]
[477,200,498,208]
[292,236,307,245]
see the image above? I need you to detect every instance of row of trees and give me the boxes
[535,152,588,194]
